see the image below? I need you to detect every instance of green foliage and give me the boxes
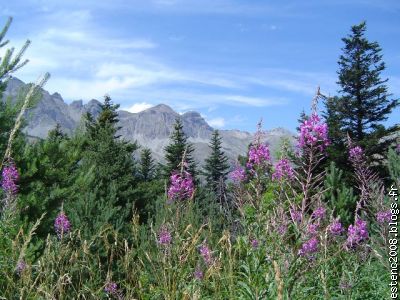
[325,22,399,176]
[65,95,139,238]
[17,126,78,242]
[0,17,30,98]
[163,118,197,178]
[131,179,165,222]
[138,148,155,181]
[203,130,229,201]
[323,162,356,225]
[387,147,400,186]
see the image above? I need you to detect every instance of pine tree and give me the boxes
[326,22,399,171]
[17,125,78,241]
[0,17,32,160]
[296,110,308,133]
[163,118,196,178]
[66,95,139,237]
[139,148,155,181]
[203,130,229,200]
[0,17,30,98]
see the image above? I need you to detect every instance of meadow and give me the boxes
[1,17,399,299]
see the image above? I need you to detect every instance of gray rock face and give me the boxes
[2,77,296,165]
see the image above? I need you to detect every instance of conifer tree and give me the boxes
[325,22,399,171]
[0,17,30,98]
[66,95,138,237]
[163,118,196,178]
[203,130,229,200]
[0,17,31,159]
[17,125,77,240]
[139,148,155,181]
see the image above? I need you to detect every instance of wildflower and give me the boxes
[1,162,19,195]
[16,259,27,275]
[157,226,172,246]
[230,164,246,183]
[250,238,259,249]
[339,280,352,291]
[199,244,212,265]
[328,219,344,235]
[376,210,392,224]
[290,208,302,224]
[54,212,71,238]
[298,113,330,151]
[104,281,120,296]
[272,158,294,181]
[307,223,319,236]
[396,144,400,154]
[167,170,194,202]
[246,143,271,170]
[276,224,288,235]
[346,219,369,249]
[194,266,204,280]
[298,237,318,257]
[349,146,363,163]
[312,207,326,220]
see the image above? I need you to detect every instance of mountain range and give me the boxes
[3,77,295,165]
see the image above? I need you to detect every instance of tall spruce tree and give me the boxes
[203,130,229,200]
[139,148,155,181]
[17,125,77,241]
[66,95,139,237]
[325,22,399,172]
[163,118,196,178]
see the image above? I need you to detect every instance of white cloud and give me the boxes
[3,4,322,112]
[219,94,286,107]
[208,117,225,128]
[123,102,153,113]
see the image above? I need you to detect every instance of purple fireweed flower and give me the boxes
[157,226,172,246]
[272,158,294,181]
[328,220,344,236]
[276,224,288,235]
[1,162,19,195]
[312,207,326,220]
[230,165,246,183]
[396,144,400,154]
[104,281,120,296]
[290,208,302,224]
[194,266,204,280]
[346,219,369,249]
[16,259,27,275]
[376,210,392,224]
[349,146,364,163]
[298,113,330,151]
[199,244,212,265]
[339,280,352,291]
[298,237,318,257]
[167,171,194,202]
[54,212,71,238]
[246,143,271,170]
[307,223,319,236]
[250,238,259,249]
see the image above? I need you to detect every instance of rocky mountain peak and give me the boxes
[147,104,176,114]
[2,77,295,165]
[70,100,83,109]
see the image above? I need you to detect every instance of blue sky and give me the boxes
[1,0,399,132]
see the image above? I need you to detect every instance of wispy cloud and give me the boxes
[122,102,154,113]
[207,117,225,128]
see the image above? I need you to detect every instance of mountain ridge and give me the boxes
[2,77,295,165]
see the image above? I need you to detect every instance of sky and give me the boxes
[1,0,399,132]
